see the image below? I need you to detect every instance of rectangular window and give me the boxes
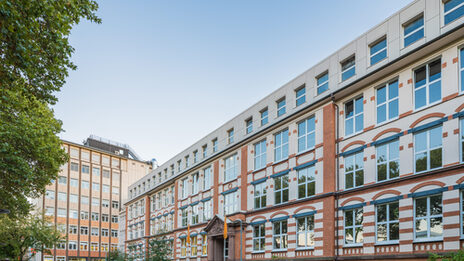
[101,228,109,237]
[298,116,315,153]
[203,166,212,190]
[81,180,89,189]
[297,215,315,248]
[190,236,198,257]
[202,145,207,159]
[246,118,253,134]
[345,96,363,136]
[277,98,286,117]
[254,182,267,209]
[102,169,110,178]
[192,205,199,225]
[261,108,269,126]
[92,197,99,206]
[415,195,443,240]
[376,202,399,243]
[274,174,289,204]
[102,184,110,193]
[112,215,118,223]
[92,182,100,191]
[344,208,363,245]
[274,129,289,162]
[444,0,464,25]
[192,173,199,195]
[182,208,188,227]
[57,208,66,217]
[404,15,424,47]
[203,200,212,221]
[91,212,99,221]
[273,220,288,250]
[344,151,364,189]
[81,196,89,205]
[182,178,188,199]
[69,194,78,203]
[461,48,464,92]
[80,226,88,235]
[253,224,265,252]
[113,186,119,195]
[224,191,238,215]
[185,155,190,168]
[414,59,441,109]
[316,72,329,95]
[202,234,208,255]
[370,37,387,65]
[82,165,89,174]
[70,162,79,172]
[297,165,316,199]
[296,86,306,106]
[58,176,67,185]
[377,80,399,124]
[45,190,55,200]
[111,229,118,237]
[228,129,234,144]
[92,167,100,176]
[212,139,218,153]
[112,201,119,209]
[224,154,238,182]
[193,151,198,163]
[102,199,109,208]
[341,56,356,81]
[376,140,400,181]
[69,225,78,234]
[58,192,66,201]
[70,178,78,187]
[69,241,77,250]
[69,210,78,219]
[414,125,442,173]
[254,140,267,170]
[181,238,187,257]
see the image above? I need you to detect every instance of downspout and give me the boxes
[331,94,340,260]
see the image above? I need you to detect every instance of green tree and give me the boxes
[147,237,172,261]
[429,250,464,261]
[0,213,62,260]
[0,0,100,217]
[106,249,127,261]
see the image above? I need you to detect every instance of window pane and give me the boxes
[430,217,443,237]
[430,195,442,215]
[415,198,427,217]
[377,86,386,104]
[389,222,399,240]
[377,105,386,124]
[388,99,398,119]
[377,205,387,222]
[377,224,387,242]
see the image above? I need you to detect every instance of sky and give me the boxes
[55,0,409,164]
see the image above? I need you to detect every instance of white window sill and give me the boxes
[413,238,443,243]
[375,241,399,246]
[295,247,315,251]
[343,243,363,248]
[251,251,265,254]
[271,249,288,253]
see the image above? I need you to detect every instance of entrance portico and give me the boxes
[203,215,245,261]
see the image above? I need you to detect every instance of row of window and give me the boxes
[65,226,118,237]
[45,192,118,207]
[181,200,213,227]
[69,162,118,179]
[180,235,208,257]
[181,166,212,199]
[150,214,174,235]
[58,241,117,251]
[68,147,120,168]
[48,182,119,194]
[45,208,119,220]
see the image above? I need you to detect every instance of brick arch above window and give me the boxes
[372,128,402,142]
[409,181,445,193]
[409,113,446,129]
[372,189,401,201]
[293,206,316,214]
[341,197,365,207]
[270,211,290,219]
[341,140,366,153]
[455,102,464,112]
[250,215,267,223]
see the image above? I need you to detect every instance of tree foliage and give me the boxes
[429,250,464,261]
[0,0,100,217]
[146,238,172,261]
[0,213,62,261]
[106,249,127,261]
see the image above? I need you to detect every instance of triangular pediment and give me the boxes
[203,214,225,236]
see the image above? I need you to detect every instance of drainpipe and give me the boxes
[239,219,243,261]
[332,94,340,261]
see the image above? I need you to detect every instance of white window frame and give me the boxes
[277,98,286,117]
[297,116,316,153]
[414,194,443,241]
[274,129,289,162]
[403,15,424,47]
[254,140,267,170]
[375,202,399,244]
[224,191,238,215]
[369,37,387,66]
[296,215,315,249]
[295,85,306,106]
[254,182,267,209]
[203,200,212,221]
[444,0,464,25]
[246,118,253,134]
[182,178,188,199]
[316,72,329,95]
[203,166,212,190]
[272,220,288,250]
[274,174,289,205]
[297,165,316,199]
[414,125,443,173]
[341,56,356,81]
[375,139,400,182]
[252,223,266,252]
[192,173,199,195]
[414,59,442,111]
[344,208,363,246]
[376,80,399,124]
[344,151,364,189]
[461,47,464,93]
[224,154,238,182]
[261,108,268,126]
[344,96,364,136]
[228,129,234,144]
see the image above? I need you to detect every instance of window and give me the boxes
[376,140,400,181]
[415,194,443,240]
[112,215,118,223]
[297,215,315,248]
[102,169,110,178]
[202,145,207,158]
[224,238,229,259]
[345,96,363,136]
[345,151,364,189]
[111,229,118,237]
[80,226,88,235]
[69,210,78,219]
[185,155,190,168]
[57,208,66,217]
[203,167,212,190]
[92,167,100,176]
[69,241,77,250]
[112,201,119,209]
[58,176,67,185]
[102,199,110,208]
[254,182,267,209]
[414,125,442,173]
[376,202,399,243]
[203,200,212,221]
[316,72,329,95]
[91,198,99,207]
[376,80,399,124]
[212,139,218,153]
[193,151,198,163]
[69,225,78,234]
[461,48,464,92]
[91,242,99,251]
[224,154,238,182]
[70,194,78,203]
[404,15,424,47]
[82,165,90,174]
[227,129,234,144]
[81,211,89,220]
[113,186,119,195]
[192,205,199,225]
[182,178,188,199]
[182,208,188,227]
[370,37,387,65]
[415,59,441,109]
[180,238,187,257]
[80,242,88,251]
[274,174,289,204]
[298,116,315,153]
[70,178,78,187]
[261,108,269,126]
[296,86,306,106]
[171,186,175,204]
[444,0,464,25]
[202,234,208,255]
[91,212,99,221]
[461,191,464,237]
[273,220,288,250]
[190,236,198,257]
[277,98,286,117]
[246,118,253,134]
[192,173,199,195]
[81,180,89,189]
[70,162,79,172]
[341,56,356,81]
[274,129,289,162]
[224,191,238,215]
[297,165,316,199]
[81,196,89,205]
[101,228,109,237]
[254,140,267,170]
[253,224,265,252]
[45,190,55,200]
[177,160,182,172]
[344,208,363,245]
[92,182,100,191]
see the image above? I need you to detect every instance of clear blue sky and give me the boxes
[55,0,409,164]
